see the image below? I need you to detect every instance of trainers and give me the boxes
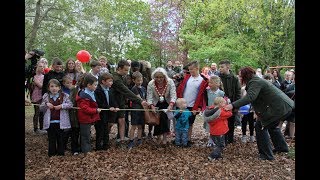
[169,132,175,137]
[206,142,214,147]
[128,141,135,149]
[241,135,247,143]
[73,152,79,155]
[208,156,221,161]
[35,129,47,135]
[249,136,255,143]
[171,139,176,145]
[136,139,142,146]
[183,144,191,148]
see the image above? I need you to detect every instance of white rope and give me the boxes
[28,103,202,113]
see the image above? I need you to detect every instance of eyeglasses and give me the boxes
[155,76,165,79]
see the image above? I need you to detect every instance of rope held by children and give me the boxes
[28,103,202,113]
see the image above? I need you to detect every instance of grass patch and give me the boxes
[25,105,34,119]
[287,147,295,159]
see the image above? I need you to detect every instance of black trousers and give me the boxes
[71,127,81,153]
[47,123,65,157]
[241,112,255,136]
[94,120,109,150]
[255,111,291,160]
[225,115,236,144]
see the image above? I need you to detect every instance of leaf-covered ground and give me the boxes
[25,106,295,179]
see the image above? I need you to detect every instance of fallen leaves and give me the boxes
[25,108,295,179]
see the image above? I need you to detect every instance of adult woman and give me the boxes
[65,58,81,85]
[271,69,282,89]
[225,67,294,160]
[75,60,86,74]
[147,67,177,145]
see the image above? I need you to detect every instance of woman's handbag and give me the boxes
[143,105,160,125]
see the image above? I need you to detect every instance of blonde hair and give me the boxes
[38,58,48,68]
[75,60,86,73]
[213,97,225,106]
[98,56,107,62]
[175,98,186,107]
[209,75,224,91]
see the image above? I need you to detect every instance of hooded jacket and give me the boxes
[76,89,100,124]
[203,105,232,136]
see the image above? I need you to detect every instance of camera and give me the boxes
[32,49,45,58]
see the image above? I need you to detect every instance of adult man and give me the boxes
[111,60,148,147]
[218,59,241,144]
[208,62,220,76]
[164,60,176,79]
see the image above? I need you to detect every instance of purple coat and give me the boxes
[40,92,73,130]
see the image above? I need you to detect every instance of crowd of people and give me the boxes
[25,50,295,161]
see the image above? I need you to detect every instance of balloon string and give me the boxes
[28,103,202,113]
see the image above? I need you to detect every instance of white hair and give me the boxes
[151,67,170,81]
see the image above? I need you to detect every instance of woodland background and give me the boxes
[25,0,295,71]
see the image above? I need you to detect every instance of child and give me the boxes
[68,73,87,155]
[89,60,101,79]
[40,79,73,157]
[61,75,75,150]
[240,85,255,143]
[98,56,110,75]
[94,72,119,150]
[203,97,232,160]
[75,60,86,74]
[62,75,74,95]
[76,74,101,155]
[204,75,225,147]
[128,71,147,149]
[31,62,46,134]
[174,98,193,147]
[42,57,65,95]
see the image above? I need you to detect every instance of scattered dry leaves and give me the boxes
[25,106,295,179]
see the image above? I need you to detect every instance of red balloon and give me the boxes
[76,50,91,63]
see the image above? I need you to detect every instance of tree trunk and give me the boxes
[26,0,42,51]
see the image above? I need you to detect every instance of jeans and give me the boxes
[255,117,289,160]
[175,129,188,146]
[32,100,44,131]
[209,135,225,159]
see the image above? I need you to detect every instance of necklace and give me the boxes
[155,81,168,102]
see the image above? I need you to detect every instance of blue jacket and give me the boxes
[174,109,192,131]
